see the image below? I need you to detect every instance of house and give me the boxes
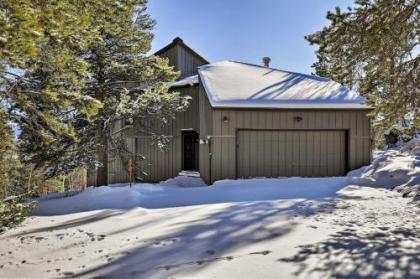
[88,37,372,186]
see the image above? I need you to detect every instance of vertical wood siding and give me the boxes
[176,45,206,78]
[88,40,208,186]
[198,83,213,183]
[156,45,179,74]
[210,109,371,183]
[86,169,97,187]
[106,86,200,184]
[157,45,207,79]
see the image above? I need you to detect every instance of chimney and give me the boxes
[262,57,271,67]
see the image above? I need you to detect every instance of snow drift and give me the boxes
[33,134,419,217]
[348,134,419,200]
[33,177,348,216]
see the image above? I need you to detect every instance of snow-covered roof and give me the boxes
[170,75,199,87]
[198,61,371,109]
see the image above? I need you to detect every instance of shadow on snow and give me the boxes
[279,225,420,278]
[69,199,337,279]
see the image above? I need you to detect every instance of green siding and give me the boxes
[209,109,371,183]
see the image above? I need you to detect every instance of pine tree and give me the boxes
[0,0,115,173]
[0,1,185,228]
[306,0,419,131]
[0,110,20,199]
[1,1,185,182]
[76,4,186,184]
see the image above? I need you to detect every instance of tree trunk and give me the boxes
[96,128,108,186]
[27,165,33,193]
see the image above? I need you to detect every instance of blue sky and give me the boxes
[148,0,353,75]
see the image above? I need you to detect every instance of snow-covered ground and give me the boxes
[0,137,419,279]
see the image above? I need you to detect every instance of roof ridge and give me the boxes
[228,60,331,82]
[198,60,229,69]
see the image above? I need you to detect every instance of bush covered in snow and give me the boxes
[0,194,37,233]
[383,125,417,147]
[349,134,419,201]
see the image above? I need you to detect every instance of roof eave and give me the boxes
[210,103,374,110]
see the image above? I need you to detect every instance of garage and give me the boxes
[236,130,347,178]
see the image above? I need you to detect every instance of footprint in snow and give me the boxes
[249,250,271,256]
[62,271,74,277]
[35,237,46,242]
[153,238,179,247]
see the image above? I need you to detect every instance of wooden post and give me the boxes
[128,159,133,187]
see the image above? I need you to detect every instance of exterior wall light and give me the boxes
[223,116,229,123]
[200,136,212,145]
[294,116,303,122]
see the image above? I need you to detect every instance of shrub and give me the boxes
[0,193,37,233]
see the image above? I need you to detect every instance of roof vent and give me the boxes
[262,57,271,67]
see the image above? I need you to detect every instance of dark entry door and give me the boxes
[182,131,198,170]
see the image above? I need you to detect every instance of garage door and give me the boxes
[237,130,347,178]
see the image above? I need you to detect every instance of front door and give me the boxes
[182,131,198,171]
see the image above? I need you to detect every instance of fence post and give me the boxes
[128,159,133,187]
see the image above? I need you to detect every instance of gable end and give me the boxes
[155,37,209,78]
